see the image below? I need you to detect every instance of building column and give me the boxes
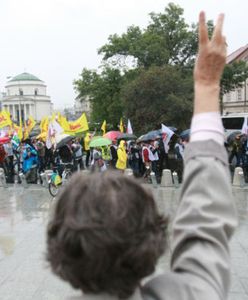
[26,104,29,117]
[24,103,27,122]
[13,105,16,121]
[18,103,21,123]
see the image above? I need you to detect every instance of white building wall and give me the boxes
[6,81,47,96]
[35,101,52,120]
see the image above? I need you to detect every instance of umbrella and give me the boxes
[226,131,243,144]
[180,129,190,140]
[29,128,41,138]
[89,136,112,148]
[0,136,10,144]
[117,133,137,141]
[138,130,161,142]
[104,131,121,141]
[55,134,75,148]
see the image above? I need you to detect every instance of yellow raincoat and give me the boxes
[84,133,91,151]
[116,140,127,170]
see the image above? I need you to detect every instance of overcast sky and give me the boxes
[0,0,247,109]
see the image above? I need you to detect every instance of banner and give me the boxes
[40,117,49,133]
[0,111,12,128]
[119,118,124,133]
[126,119,133,134]
[101,120,107,135]
[46,120,63,149]
[161,124,174,153]
[26,116,36,133]
[13,123,23,140]
[63,113,89,134]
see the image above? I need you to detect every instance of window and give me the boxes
[226,93,231,102]
[19,89,23,96]
[34,89,38,95]
[222,117,245,130]
[237,88,242,101]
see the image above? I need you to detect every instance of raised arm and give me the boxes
[170,12,237,299]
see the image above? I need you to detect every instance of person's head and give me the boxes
[47,172,167,298]
[119,140,126,149]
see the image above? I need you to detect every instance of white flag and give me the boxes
[161,124,174,153]
[241,117,248,135]
[46,120,63,149]
[127,119,133,134]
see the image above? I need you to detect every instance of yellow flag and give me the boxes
[26,116,36,133]
[101,120,107,135]
[13,123,23,140]
[119,118,124,133]
[0,111,12,128]
[59,115,70,131]
[64,113,89,134]
[40,117,49,133]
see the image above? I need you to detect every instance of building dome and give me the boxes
[9,72,42,82]
[1,72,53,122]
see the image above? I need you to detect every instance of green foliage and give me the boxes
[74,67,124,128]
[74,2,247,133]
[98,3,199,68]
[221,61,248,95]
[121,66,193,134]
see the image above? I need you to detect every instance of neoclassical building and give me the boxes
[1,72,53,122]
[223,44,248,114]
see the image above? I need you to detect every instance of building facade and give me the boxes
[0,72,53,122]
[223,45,248,114]
[74,95,91,118]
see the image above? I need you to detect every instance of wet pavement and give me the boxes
[0,184,248,300]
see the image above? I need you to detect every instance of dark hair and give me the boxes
[47,171,168,298]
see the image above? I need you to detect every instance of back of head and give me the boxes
[47,171,167,298]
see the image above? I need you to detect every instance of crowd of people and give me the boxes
[0,130,188,184]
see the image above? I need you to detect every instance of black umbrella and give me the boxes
[180,129,190,140]
[117,133,137,141]
[226,131,242,144]
[55,134,75,148]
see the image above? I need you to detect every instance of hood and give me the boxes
[119,140,126,149]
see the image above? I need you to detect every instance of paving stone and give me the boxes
[0,185,248,299]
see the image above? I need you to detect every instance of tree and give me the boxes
[121,65,193,134]
[74,67,124,128]
[75,2,247,131]
[98,3,199,69]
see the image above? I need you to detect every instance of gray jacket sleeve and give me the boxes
[143,140,238,300]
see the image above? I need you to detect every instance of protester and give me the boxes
[71,138,84,171]
[90,148,107,172]
[46,12,237,300]
[0,143,6,173]
[84,132,92,168]
[3,140,14,183]
[150,140,160,182]
[141,142,152,181]
[174,137,184,183]
[116,140,127,172]
[36,139,46,173]
[22,145,38,183]
[109,140,118,169]
[128,141,141,177]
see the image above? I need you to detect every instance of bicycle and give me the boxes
[48,162,73,197]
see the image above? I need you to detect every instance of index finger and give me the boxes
[212,13,225,42]
[198,11,209,46]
